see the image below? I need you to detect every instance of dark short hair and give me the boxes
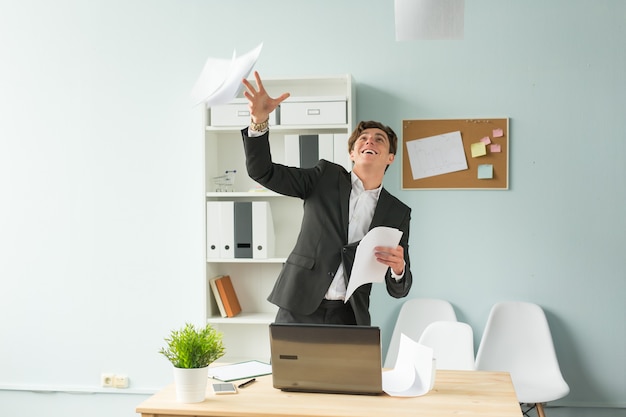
[347,121,398,155]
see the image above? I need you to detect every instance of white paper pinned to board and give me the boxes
[405,130,468,180]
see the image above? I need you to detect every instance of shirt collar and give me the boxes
[351,172,382,199]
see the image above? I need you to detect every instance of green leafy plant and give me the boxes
[159,322,225,369]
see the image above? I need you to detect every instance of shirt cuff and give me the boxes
[390,260,406,281]
[248,127,268,137]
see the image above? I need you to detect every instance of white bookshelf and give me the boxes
[204,75,355,362]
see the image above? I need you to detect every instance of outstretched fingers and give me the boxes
[242,71,290,122]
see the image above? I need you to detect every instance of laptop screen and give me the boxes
[269,323,383,395]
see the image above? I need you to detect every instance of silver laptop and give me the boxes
[269,323,383,395]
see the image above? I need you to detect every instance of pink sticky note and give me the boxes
[492,128,503,138]
[480,136,491,145]
[490,144,501,153]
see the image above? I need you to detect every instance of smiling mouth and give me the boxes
[362,149,377,155]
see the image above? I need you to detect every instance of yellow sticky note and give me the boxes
[471,142,487,158]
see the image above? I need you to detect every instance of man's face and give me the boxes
[349,128,395,170]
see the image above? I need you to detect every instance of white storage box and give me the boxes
[210,99,277,127]
[280,96,346,125]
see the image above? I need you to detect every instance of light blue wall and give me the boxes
[0,1,624,416]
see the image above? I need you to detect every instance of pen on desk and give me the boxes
[237,378,256,388]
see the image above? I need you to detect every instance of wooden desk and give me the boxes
[136,370,522,417]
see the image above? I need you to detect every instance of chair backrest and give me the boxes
[475,301,569,403]
[418,321,475,370]
[384,298,457,368]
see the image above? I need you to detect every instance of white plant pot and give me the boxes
[173,366,209,403]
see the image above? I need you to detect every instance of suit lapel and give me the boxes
[369,188,392,230]
[339,171,352,242]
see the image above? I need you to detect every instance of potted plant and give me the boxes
[159,322,226,403]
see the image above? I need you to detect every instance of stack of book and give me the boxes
[209,275,242,318]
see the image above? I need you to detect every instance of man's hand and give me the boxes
[374,245,405,276]
[242,71,290,124]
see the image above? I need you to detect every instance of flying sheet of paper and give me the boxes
[344,226,403,302]
[382,334,436,397]
[405,131,468,180]
[190,43,263,107]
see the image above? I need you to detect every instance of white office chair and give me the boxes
[475,301,570,417]
[418,321,475,370]
[384,298,457,368]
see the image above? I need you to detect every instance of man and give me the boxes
[240,71,412,326]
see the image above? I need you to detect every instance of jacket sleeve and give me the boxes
[241,128,322,199]
[384,205,412,299]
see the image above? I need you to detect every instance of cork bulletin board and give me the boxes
[401,118,509,190]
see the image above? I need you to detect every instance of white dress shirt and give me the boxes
[325,173,382,300]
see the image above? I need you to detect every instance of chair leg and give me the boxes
[520,403,546,417]
[536,403,546,417]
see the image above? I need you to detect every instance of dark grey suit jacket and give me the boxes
[242,129,412,325]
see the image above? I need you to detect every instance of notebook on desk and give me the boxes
[269,323,383,395]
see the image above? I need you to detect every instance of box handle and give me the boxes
[237,110,251,117]
[306,109,321,116]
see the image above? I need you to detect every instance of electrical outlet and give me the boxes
[101,373,129,388]
[101,373,115,387]
[113,374,129,388]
